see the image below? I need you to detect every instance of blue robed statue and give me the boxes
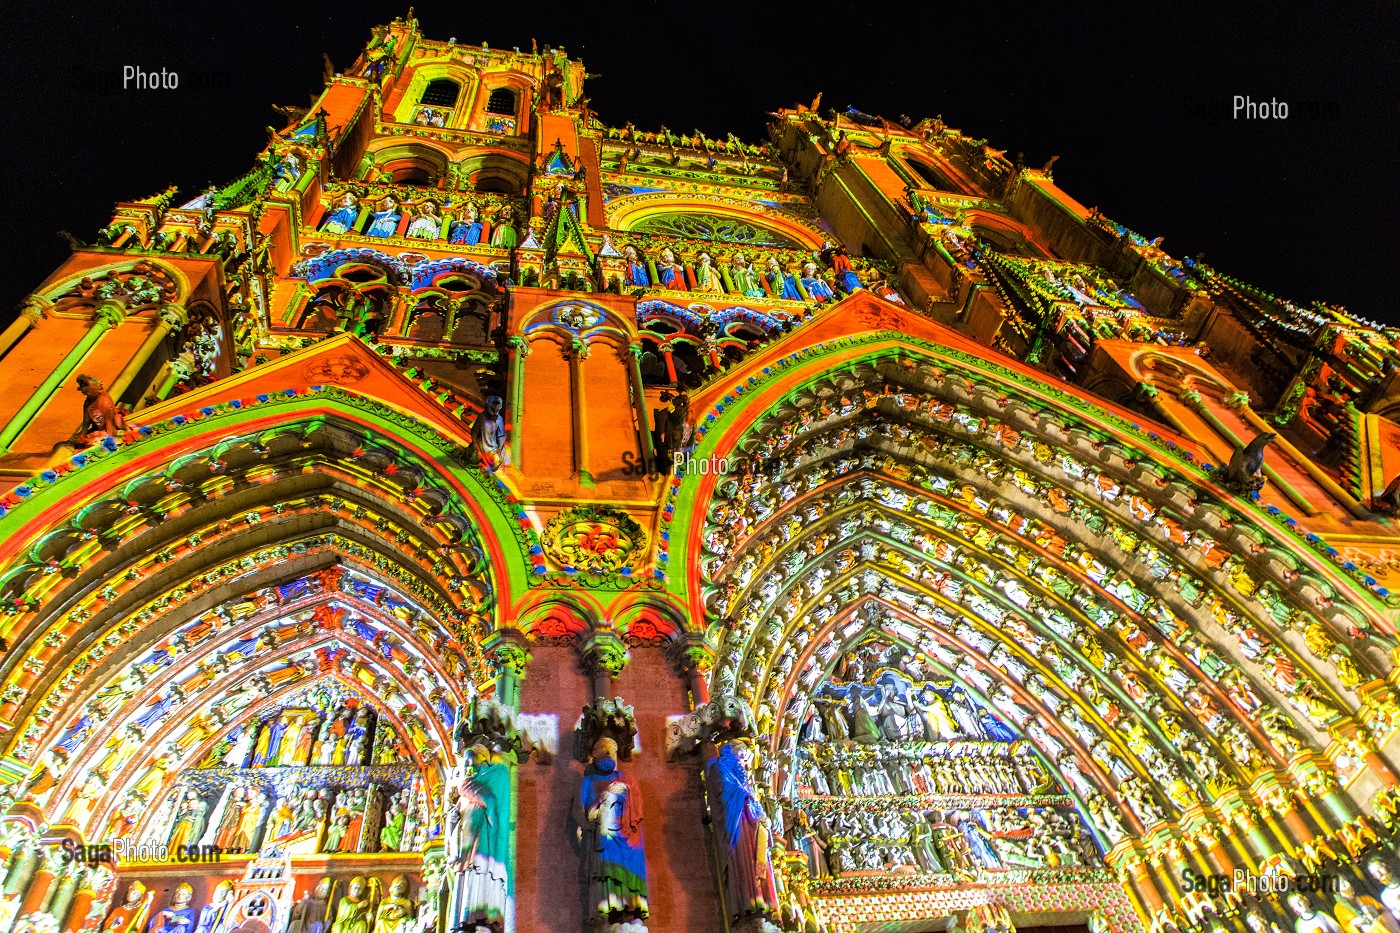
[366,197,403,238]
[449,204,485,245]
[704,742,779,923]
[574,737,649,928]
[321,194,360,234]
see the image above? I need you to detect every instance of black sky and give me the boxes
[2,1,1396,326]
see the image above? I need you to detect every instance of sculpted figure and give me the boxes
[167,791,208,850]
[705,742,780,923]
[102,882,153,933]
[489,209,518,248]
[622,245,650,287]
[656,248,687,290]
[330,877,374,933]
[366,196,403,238]
[72,374,127,447]
[470,396,510,469]
[406,201,442,240]
[821,241,863,292]
[730,254,765,297]
[150,884,197,933]
[449,204,484,245]
[799,261,835,301]
[372,877,415,933]
[1223,432,1275,495]
[321,194,360,234]
[447,744,512,931]
[574,737,649,929]
[1289,893,1343,933]
[651,390,692,469]
[693,251,722,293]
[287,878,334,933]
[1367,860,1400,920]
[193,882,235,933]
[765,258,801,300]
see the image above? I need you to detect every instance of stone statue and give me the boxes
[322,194,361,234]
[329,877,374,933]
[574,737,649,931]
[447,744,512,932]
[1288,893,1343,933]
[651,390,692,469]
[193,882,235,933]
[151,885,196,933]
[72,374,127,447]
[167,791,208,850]
[704,742,780,924]
[101,882,153,933]
[287,879,334,933]
[372,876,416,933]
[406,202,442,240]
[1366,860,1400,920]
[470,396,510,469]
[1223,432,1275,494]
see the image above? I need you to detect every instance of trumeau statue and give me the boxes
[574,736,649,933]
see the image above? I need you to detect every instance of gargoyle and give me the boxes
[1222,431,1275,495]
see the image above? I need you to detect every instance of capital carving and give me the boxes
[93,300,126,328]
[20,295,51,323]
[484,627,532,679]
[671,631,717,676]
[580,630,628,679]
[158,301,190,329]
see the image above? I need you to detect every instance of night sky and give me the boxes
[2,1,1396,326]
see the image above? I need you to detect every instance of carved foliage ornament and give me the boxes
[541,506,646,575]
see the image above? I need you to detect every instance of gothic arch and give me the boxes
[362,140,453,184]
[452,151,531,196]
[605,195,829,251]
[0,392,535,845]
[659,299,1397,923]
[388,61,480,127]
[35,259,196,310]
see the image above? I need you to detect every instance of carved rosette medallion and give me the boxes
[540,506,646,575]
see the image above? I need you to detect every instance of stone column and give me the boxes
[569,338,594,488]
[484,627,531,712]
[65,866,114,933]
[108,302,188,401]
[0,296,51,359]
[674,632,716,710]
[43,861,80,924]
[580,630,627,700]
[15,844,65,918]
[626,342,657,473]
[59,868,95,933]
[507,334,528,471]
[0,300,126,455]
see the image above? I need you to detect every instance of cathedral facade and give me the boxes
[1,13,1399,933]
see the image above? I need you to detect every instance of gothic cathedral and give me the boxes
[1,13,1399,933]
